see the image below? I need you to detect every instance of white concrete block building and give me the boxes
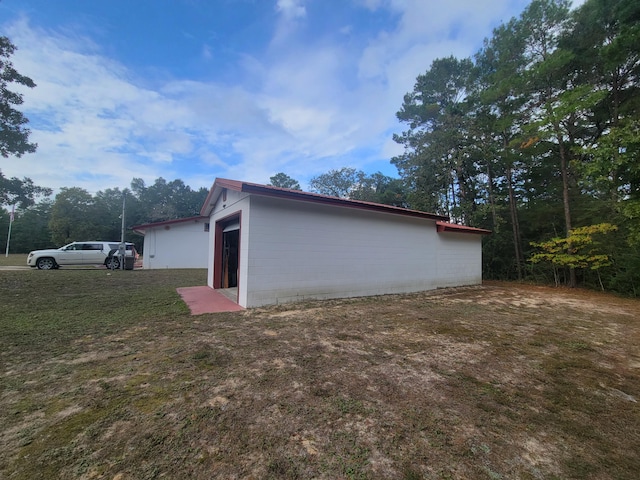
[200,178,490,308]
[132,216,210,269]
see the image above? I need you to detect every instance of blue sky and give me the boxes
[1,0,583,195]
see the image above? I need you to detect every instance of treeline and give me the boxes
[392,0,640,295]
[0,178,208,253]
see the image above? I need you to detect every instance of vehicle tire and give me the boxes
[106,257,120,270]
[36,257,57,270]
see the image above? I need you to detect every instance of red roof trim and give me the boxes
[200,178,244,216]
[132,216,209,234]
[215,178,244,191]
[201,177,449,222]
[436,221,491,235]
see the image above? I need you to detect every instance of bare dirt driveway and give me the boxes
[1,275,639,479]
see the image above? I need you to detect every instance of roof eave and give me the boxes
[436,221,492,235]
[131,216,209,235]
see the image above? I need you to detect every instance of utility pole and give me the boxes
[5,205,14,257]
[119,192,126,270]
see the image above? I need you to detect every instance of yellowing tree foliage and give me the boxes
[529,223,618,288]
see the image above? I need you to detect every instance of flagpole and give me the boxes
[5,205,14,257]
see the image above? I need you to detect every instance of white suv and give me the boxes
[27,241,138,270]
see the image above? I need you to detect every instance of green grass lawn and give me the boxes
[1,269,639,479]
[0,253,28,267]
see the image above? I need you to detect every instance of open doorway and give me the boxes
[222,228,239,288]
[214,215,240,295]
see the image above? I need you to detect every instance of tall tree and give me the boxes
[268,173,301,190]
[309,168,408,206]
[48,188,105,245]
[393,56,476,220]
[0,36,37,158]
[0,171,51,208]
[567,0,640,134]
[520,0,610,286]
[349,172,409,207]
[569,0,640,203]
[94,188,139,242]
[474,17,530,278]
[309,167,360,198]
[0,36,44,212]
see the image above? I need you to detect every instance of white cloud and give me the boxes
[357,0,528,83]
[276,0,307,20]
[4,20,226,191]
[2,1,536,195]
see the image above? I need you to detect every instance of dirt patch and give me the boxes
[1,282,639,479]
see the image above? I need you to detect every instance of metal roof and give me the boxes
[200,177,450,222]
[131,216,209,234]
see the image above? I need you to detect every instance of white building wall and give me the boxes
[435,232,483,287]
[243,196,462,308]
[142,220,209,269]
